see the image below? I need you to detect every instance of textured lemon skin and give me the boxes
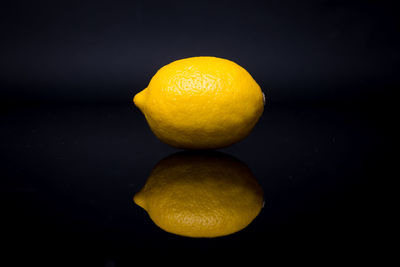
[134,151,264,238]
[134,56,264,149]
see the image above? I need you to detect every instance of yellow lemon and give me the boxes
[133,56,264,149]
[133,151,264,238]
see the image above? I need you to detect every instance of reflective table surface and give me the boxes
[1,100,388,264]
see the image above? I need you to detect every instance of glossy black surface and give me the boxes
[1,99,390,263]
[0,0,396,265]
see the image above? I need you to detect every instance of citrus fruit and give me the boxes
[133,56,264,149]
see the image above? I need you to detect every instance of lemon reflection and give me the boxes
[134,151,264,238]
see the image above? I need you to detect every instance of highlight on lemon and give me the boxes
[133,56,265,149]
[133,151,264,238]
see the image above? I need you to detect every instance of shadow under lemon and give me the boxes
[133,151,264,238]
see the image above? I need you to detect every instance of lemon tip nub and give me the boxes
[133,89,147,110]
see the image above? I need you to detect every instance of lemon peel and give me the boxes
[133,56,264,149]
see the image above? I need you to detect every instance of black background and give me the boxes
[0,0,397,265]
